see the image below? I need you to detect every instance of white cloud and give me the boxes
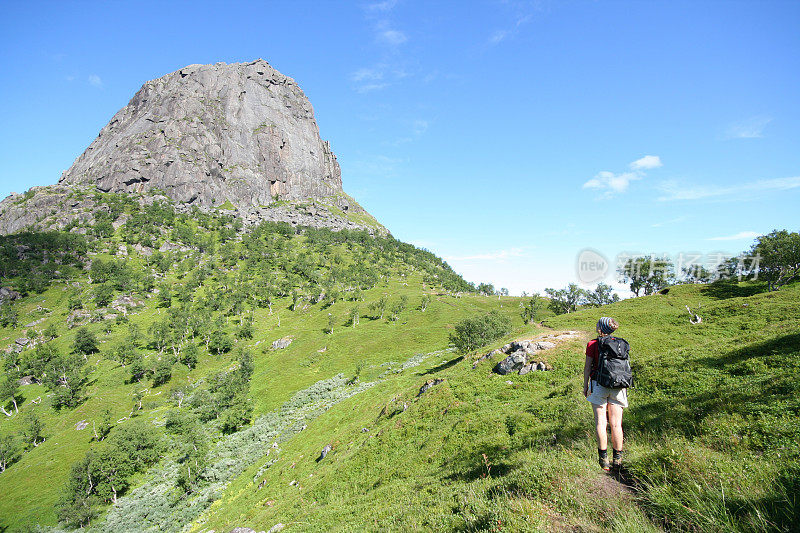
[350,62,409,92]
[583,171,640,196]
[489,30,509,44]
[488,14,532,45]
[650,215,689,228]
[365,0,396,11]
[412,119,428,135]
[356,83,389,93]
[630,155,662,170]
[726,115,772,139]
[352,67,384,82]
[584,155,661,197]
[658,176,800,201]
[445,248,527,262]
[346,154,402,178]
[88,74,103,88]
[378,28,407,46]
[707,231,762,241]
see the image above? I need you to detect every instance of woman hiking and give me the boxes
[583,317,631,471]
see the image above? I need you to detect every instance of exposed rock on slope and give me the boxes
[0,60,387,235]
[59,60,344,209]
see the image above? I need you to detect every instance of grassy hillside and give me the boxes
[196,282,799,532]
[1,192,797,531]
[0,193,523,531]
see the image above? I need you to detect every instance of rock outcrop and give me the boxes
[0,60,385,236]
[59,60,344,209]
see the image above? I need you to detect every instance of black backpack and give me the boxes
[594,336,633,389]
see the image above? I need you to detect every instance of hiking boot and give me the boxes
[612,450,623,469]
[598,448,610,471]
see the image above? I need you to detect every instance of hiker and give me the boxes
[583,317,632,471]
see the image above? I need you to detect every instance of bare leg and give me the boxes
[608,403,624,451]
[592,403,608,450]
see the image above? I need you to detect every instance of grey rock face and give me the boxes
[0,287,22,303]
[317,444,332,462]
[60,60,344,209]
[494,351,528,375]
[417,378,445,397]
[271,336,293,350]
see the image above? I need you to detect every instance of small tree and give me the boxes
[420,294,431,312]
[449,311,511,353]
[236,315,254,340]
[370,295,388,320]
[618,256,674,296]
[93,409,113,441]
[152,358,172,387]
[477,283,495,296]
[326,313,336,334]
[389,295,408,322]
[520,292,542,324]
[21,411,43,448]
[208,330,233,355]
[93,283,114,307]
[349,304,360,328]
[545,284,588,315]
[180,343,199,369]
[0,434,17,472]
[43,322,59,340]
[0,303,18,328]
[0,375,21,415]
[72,328,99,356]
[585,283,620,307]
[751,230,800,291]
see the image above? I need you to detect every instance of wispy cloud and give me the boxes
[725,115,772,139]
[347,154,403,179]
[445,248,527,262]
[350,62,409,92]
[378,28,407,46]
[583,171,640,196]
[365,0,397,12]
[630,155,662,170]
[707,231,762,241]
[412,119,429,135]
[658,176,800,201]
[352,67,384,82]
[88,74,103,88]
[583,155,662,197]
[650,215,689,228]
[488,14,532,45]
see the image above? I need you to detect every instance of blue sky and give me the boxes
[1,0,798,295]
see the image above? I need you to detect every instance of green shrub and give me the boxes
[449,311,511,353]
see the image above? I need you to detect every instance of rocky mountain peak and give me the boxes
[58,59,343,209]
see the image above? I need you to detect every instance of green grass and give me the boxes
[1,195,798,532]
[191,282,799,532]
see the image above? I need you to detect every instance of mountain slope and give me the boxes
[197,282,799,532]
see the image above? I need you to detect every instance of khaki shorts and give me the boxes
[587,380,628,408]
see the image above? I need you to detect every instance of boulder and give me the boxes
[518,363,536,376]
[317,444,332,462]
[534,341,557,350]
[494,351,527,375]
[24,318,46,328]
[271,336,293,350]
[0,287,21,303]
[18,375,37,386]
[417,378,445,397]
[67,309,91,328]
